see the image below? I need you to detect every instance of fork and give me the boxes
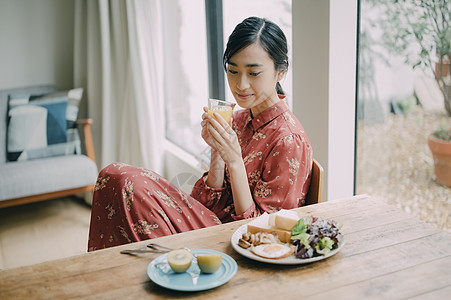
[146,243,174,252]
[120,243,176,255]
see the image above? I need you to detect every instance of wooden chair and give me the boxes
[304,158,324,206]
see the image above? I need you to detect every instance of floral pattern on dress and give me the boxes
[232,121,243,136]
[283,134,294,144]
[118,226,133,243]
[211,215,221,224]
[252,131,266,140]
[283,111,296,126]
[243,151,263,165]
[140,168,161,182]
[255,181,273,198]
[208,191,222,206]
[105,203,116,219]
[155,190,182,213]
[223,205,232,213]
[95,175,110,191]
[122,178,134,211]
[248,170,261,187]
[265,205,280,214]
[298,194,306,206]
[178,191,193,208]
[287,157,300,176]
[113,162,129,170]
[158,208,170,223]
[132,220,159,235]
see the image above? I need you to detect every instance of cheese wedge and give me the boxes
[269,210,299,225]
[267,209,301,231]
[275,215,300,231]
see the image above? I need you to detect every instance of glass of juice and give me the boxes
[207,98,236,124]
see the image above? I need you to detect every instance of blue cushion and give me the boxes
[6,88,83,161]
[0,85,57,163]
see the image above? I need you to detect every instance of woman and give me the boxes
[88,17,312,251]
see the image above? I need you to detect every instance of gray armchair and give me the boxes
[0,85,98,208]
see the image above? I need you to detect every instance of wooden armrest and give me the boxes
[75,118,94,125]
[75,118,96,163]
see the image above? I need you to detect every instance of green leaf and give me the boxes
[291,218,307,236]
[292,232,311,249]
[314,237,335,256]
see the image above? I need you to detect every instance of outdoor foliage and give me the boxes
[433,126,451,141]
[366,0,451,116]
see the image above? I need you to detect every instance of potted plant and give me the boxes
[428,126,451,186]
[367,0,451,116]
[365,0,451,185]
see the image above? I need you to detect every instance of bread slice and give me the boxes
[247,224,292,243]
[245,211,301,243]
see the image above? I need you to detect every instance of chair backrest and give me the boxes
[304,158,324,206]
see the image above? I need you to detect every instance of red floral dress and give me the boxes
[88,97,312,251]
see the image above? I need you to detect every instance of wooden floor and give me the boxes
[0,197,91,270]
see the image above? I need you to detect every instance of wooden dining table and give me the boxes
[1,194,450,299]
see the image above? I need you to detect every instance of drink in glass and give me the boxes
[207,98,236,124]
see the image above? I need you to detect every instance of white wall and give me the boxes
[0,0,75,90]
[292,1,330,199]
[328,0,358,200]
[292,0,357,201]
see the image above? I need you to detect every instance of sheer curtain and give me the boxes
[74,0,165,173]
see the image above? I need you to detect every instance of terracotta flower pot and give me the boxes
[428,135,451,187]
[435,54,450,80]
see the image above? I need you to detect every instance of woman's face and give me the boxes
[226,42,285,116]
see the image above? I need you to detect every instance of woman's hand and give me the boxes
[203,107,253,215]
[201,107,217,150]
[206,111,242,168]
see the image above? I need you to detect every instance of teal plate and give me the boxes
[147,249,237,291]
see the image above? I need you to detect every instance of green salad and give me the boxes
[291,216,343,259]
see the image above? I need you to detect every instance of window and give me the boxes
[163,0,292,167]
[162,0,209,164]
[355,0,450,230]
